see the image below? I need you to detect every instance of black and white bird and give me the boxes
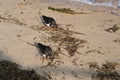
[26,41,54,62]
[35,43,54,61]
[40,15,58,28]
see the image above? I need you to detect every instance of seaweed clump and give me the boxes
[0,60,47,80]
[90,62,120,80]
[61,36,86,56]
[105,24,120,33]
[113,39,120,44]
[50,28,87,56]
[0,15,26,26]
[48,7,78,14]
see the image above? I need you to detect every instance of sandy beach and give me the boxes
[0,0,120,80]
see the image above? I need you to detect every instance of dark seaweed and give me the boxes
[90,62,120,80]
[0,60,47,80]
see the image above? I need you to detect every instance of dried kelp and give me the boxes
[50,27,87,56]
[90,62,120,80]
[0,15,26,26]
[48,7,86,14]
[48,7,77,14]
[113,39,120,44]
[105,24,120,33]
[61,36,87,56]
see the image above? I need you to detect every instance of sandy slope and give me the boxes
[0,0,120,80]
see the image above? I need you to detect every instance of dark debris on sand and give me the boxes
[48,6,86,15]
[61,36,87,56]
[90,62,120,80]
[48,7,77,14]
[0,60,47,80]
[0,15,26,26]
[50,28,87,56]
[105,24,120,33]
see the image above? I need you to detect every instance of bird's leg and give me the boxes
[40,57,45,63]
[42,57,45,62]
[47,61,53,67]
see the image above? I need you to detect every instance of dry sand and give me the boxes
[0,0,120,80]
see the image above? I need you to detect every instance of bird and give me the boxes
[35,43,54,62]
[40,15,58,28]
[25,41,54,62]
